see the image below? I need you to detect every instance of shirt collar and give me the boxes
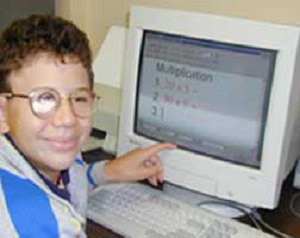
[4,133,71,201]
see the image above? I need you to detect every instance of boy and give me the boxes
[0,15,175,237]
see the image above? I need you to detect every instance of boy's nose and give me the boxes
[51,99,76,126]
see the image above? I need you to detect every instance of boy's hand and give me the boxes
[103,142,176,186]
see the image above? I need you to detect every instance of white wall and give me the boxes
[56,0,300,57]
[56,0,129,56]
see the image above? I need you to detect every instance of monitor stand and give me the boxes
[163,182,253,218]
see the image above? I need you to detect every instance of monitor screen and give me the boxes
[118,6,300,209]
[135,30,277,168]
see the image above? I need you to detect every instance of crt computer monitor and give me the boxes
[117,6,300,210]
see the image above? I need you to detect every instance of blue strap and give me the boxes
[75,158,84,166]
[87,163,96,187]
[0,169,59,238]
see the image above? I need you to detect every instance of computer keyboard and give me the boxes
[87,182,276,238]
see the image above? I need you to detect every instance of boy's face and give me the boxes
[0,55,92,180]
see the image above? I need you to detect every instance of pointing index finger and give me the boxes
[145,142,177,155]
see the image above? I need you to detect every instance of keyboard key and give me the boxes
[87,183,276,238]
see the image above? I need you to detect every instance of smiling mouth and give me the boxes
[45,138,78,151]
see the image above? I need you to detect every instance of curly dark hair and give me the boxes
[0,15,94,93]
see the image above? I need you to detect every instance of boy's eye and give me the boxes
[37,92,57,102]
[74,96,89,103]
[32,92,57,114]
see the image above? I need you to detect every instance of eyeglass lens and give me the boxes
[30,88,97,119]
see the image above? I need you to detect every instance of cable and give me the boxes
[197,200,262,230]
[251,211,293,238]
[197,200,294,238]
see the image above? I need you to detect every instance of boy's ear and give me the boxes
[0,96,10,133]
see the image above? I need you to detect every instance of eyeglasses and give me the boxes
[2,87,100,119]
